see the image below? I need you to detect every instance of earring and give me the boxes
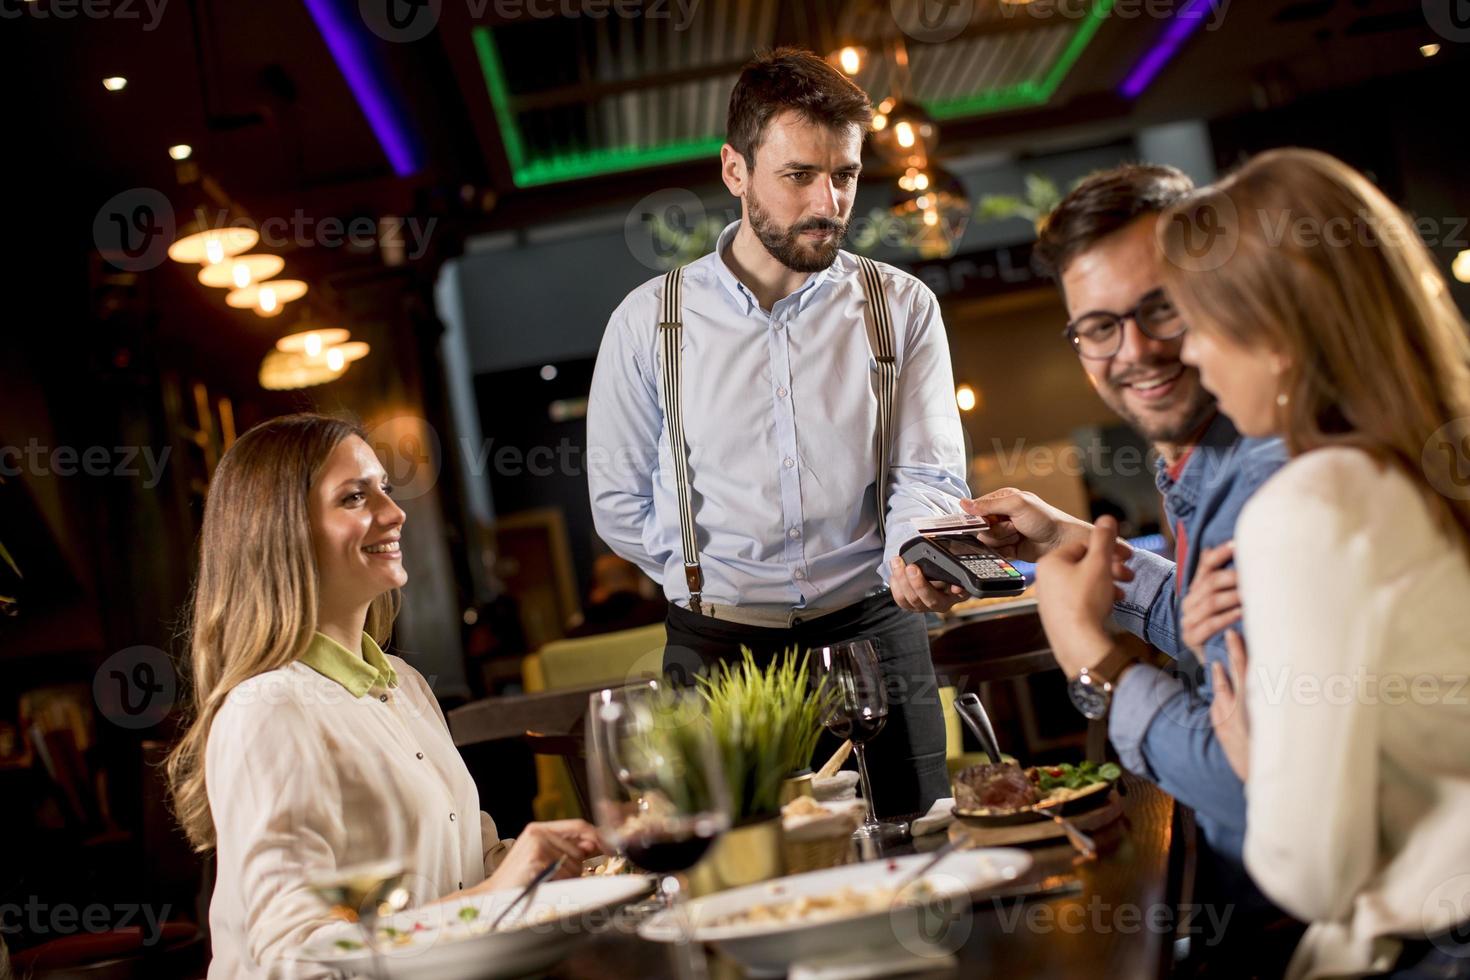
[1276,392,1289,407]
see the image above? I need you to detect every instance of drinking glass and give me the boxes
[812,638,908,841]
[587,683,729,974]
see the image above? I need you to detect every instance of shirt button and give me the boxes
[794,569,806,580]
[416,752,425,760]
[449,813,457,822]
[379,694,388,702]
[777,387,787,398]
[788,528,801,540]
[783,457,794,469]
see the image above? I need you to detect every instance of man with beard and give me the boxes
[960,165,1298,973]
[587,48,967,820]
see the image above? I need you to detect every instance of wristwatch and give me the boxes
[1067,645,1137,721]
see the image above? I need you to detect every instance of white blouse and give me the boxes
[1236,448,1470,979]
[204,639,510,979]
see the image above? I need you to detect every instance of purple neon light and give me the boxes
[301,0,421,176]
[1120,0,1213,99]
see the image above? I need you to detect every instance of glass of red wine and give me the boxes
[587,682,728,962]
[813,639,907,841]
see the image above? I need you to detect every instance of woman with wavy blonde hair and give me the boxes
[166,414,600,978]
[1040,148,1470,979]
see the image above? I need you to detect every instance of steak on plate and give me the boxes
[954,762,1040,811]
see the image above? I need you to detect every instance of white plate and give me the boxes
[639,849,1032,977]
[299,874,653,980]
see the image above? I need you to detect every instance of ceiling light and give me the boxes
[258,350,348,391]
[226,279,308,317]
[1420,43,1441,57]
[169,144,193,161]
[102,77,128,92]
[1453,249,1470,284]
[540,364,558,381]
[276,327,350,354]
[956,385,978,412]
[169,224,258,265]
[197,254,284,289]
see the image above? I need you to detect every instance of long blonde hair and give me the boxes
[166,413,401,851]
[1158,147,1470,559]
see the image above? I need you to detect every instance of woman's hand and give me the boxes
[474,820,604,893]
[1182,541,1241,652]
[1035,516,1133,680]
[1209,630,1251,781]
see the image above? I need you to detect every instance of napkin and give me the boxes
[909,797,956,837]
[789,946,958,980]
[812,769,860,801]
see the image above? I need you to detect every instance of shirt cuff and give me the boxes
[1108,662,1178,778]
[1110,547,1173,638]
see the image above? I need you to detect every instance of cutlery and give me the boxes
[491,856,564,931]
[1033,806,1098,861]
[954,692,1003,764]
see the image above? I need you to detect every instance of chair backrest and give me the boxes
[522,730,591,816]
[537,622,667,691]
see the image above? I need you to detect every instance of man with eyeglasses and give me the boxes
[944,164,1297,973]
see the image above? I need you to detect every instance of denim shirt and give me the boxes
[1109,413,1288,861]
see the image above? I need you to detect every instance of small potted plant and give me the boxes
[687,648,832,894]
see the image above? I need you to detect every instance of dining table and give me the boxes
[542,774,1188,980]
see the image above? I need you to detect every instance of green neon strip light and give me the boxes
[927,0,1115,121]
[474,0,1112,186]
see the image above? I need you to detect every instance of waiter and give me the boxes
[587,48,970,819]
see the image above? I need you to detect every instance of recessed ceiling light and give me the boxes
[102,77,128,92]
[169,144,193,161]
[540,364,558,381]
[1421,43,1441,58]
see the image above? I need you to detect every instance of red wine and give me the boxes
[624,829,717,874]
[827,707,887,744]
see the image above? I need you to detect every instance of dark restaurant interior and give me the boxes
[4,0,1470,977]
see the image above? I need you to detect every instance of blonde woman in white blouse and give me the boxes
[1035,148,1470,979]
[165,414,603,979]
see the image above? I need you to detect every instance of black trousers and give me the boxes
[663,593,949,819]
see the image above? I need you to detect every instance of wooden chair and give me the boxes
[521,730,591,818]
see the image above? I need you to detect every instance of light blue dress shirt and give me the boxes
[587,221,970,614]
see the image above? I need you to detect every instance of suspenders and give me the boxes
[656,256,898,615]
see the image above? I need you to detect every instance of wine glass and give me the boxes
[812,639,908,842]
[299,755,415,977]
[587,683,729,973]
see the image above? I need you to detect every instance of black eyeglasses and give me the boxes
[1063,288,1187,360]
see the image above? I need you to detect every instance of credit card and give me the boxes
[913,513,990,536]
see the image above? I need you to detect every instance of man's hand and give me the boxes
[475,820,604,893]
[1181,541,1241,652]
[1035,516,1132,680]
[962,489,1112,563]
[889,556,968,613]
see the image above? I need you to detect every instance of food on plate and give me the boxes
[704,880,936,929]
[953,762,1039,811]
[953,760,1122,815]
[582,855,629,877]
